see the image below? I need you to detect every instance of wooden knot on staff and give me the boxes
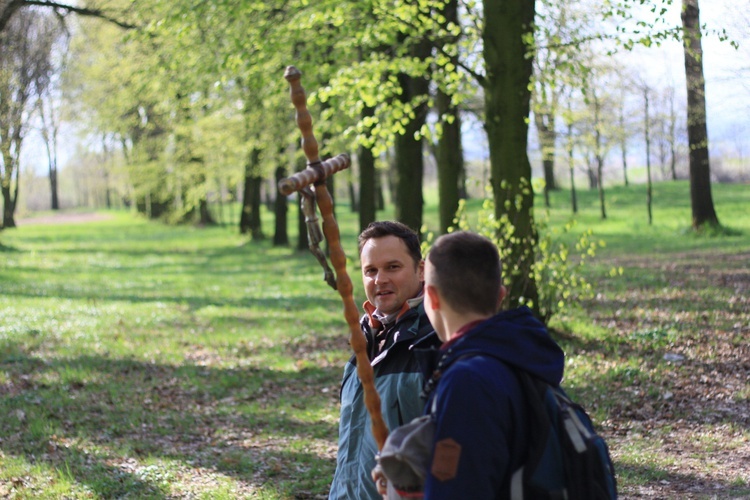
[278,65,389,450]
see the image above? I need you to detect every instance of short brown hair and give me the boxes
[427,231,502,315]
[358,221,422,267]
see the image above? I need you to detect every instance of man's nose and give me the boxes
[374,270,389,284]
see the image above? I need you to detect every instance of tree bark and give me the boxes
[644,88,653,225]
[348,180,358,213]
[273,165,289,246]
[483,0,539,311]
[618,97,630,187]
[393,39,430,234]
[1,0,136,33]
[535,112,558,208]
[681,0,720,228]
[593,93,606,220]
[435,0,465,234]
[566,121,578,214]
[39,100,60,210]
[248,175,263,239]
[49,165,59,210]
[295,156,309,251]
[198,198,213,225]
[1,183,16,229]
[376,168,385,211]
[436,87,464,234]
[358,142,377,233]
[239,147,264,239]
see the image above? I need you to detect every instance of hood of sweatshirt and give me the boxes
[416,306,565,388]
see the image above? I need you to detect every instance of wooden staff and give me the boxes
[279,66,389,450]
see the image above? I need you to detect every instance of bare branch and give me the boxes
[1,0,137,33]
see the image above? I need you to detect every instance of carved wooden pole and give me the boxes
[279,66,389,450]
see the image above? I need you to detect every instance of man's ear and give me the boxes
[417,259,425,282]
[497,285,507,309]
[426,284,441,311]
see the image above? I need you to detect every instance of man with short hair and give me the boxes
[378,230,566,498]
[328,221,440,499]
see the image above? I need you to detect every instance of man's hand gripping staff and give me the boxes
[277,66,390,451]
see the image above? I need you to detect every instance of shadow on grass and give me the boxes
[1,241,352,315]
[0,243,21,253]
[616,462,750,499]
[0,346,340,497]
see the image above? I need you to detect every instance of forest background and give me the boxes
[2,0,749,312]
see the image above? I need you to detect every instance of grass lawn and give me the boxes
[1,180,748,499]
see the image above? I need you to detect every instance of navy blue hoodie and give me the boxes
[419,306,565,499]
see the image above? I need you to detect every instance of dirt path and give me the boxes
[15,212,113,226]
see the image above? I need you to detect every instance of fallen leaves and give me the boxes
[588,250,750,498]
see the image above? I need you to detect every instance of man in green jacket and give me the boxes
[328,221,439,499]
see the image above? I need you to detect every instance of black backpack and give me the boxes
[510,368,618,500]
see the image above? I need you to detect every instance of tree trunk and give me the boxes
[239,171,253,234]
[394,124,424,233]
[239,147,264,239]
[597,155,606,220]
[393,39,430,234]
[249,175,263,239]
[619,104,629,187]
[436,0,465,234]
[295,156,308,251]
[669,91,678,180]
[681,0,720,229]
[44,137,59,210]
[436,87,464,234]
[324,172,335,255]
[0,119,20,228]
[348,181,358,212]
[594,93,606,220]
[1,183,16,229]
[567,130,577,214]
[376,169,385,211]
[587,160,598,190]
[644,89,653,225]
[273,165,289,246]
[483,0,538,311]
[565,109,578,214]
[1,145,17,228]
[358,142,376,232]
[199,198,213,225]
[535,112,558,209]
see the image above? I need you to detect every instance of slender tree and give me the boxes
[565,112,578,214]
[358,114,377,232]
[434,0,465,234]
[667,85,680,180]
[616,85,631,187]
[682,0,719,229]
[591,89,607,219]
[393,36,431,233]
[273,165,289,246]
[33,16,67,210]
[643,86,654,225]
[0,8,57,228]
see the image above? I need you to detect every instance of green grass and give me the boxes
[1,180,749,498]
